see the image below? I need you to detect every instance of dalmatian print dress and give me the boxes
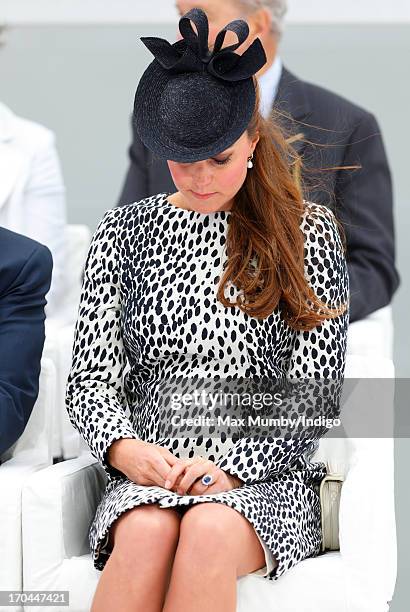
[66,192,349,581]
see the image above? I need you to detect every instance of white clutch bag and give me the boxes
[319,472,344,552]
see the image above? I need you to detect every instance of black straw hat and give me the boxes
[133,8,267,163]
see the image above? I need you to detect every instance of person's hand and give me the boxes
[163,456,243,495]
[107,438,181,487]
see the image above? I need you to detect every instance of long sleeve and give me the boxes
[334,112,400,322]
[65,208,138,479]
[21,129,67,320]
[215,204,349,485]
[0,242,52,456]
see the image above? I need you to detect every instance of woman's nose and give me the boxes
[193,176,213,190]
[191,166,213,186]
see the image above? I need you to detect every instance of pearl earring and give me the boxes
[247,154,254,169]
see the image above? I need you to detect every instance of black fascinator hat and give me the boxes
[133,8,267,162]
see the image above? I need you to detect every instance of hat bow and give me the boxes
[140,7,267,83]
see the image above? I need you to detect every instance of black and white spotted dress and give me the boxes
[66,192,349,581]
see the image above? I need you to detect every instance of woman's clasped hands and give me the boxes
[164,455,243,496]
[107,438,243,496]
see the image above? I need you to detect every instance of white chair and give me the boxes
[21,354,397,612]
[0,357,56,602]
[43,224,91,460]
[22,454,106,612]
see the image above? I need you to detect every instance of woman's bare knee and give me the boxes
[178,503,267,576]
[178,504,234,561]
[108,505,181,557]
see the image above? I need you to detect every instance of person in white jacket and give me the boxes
[0,100,67,321]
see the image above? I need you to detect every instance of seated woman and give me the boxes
[66,9,349,612]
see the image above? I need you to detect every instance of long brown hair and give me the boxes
[216,77,349,331]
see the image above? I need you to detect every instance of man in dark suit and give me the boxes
[0,227,53,458]
[117,0,399,324]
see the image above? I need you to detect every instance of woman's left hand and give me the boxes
[164,457,243,495]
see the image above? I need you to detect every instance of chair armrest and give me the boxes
[0,353,56,594]
[338,437,397,612]
[22,453,106,592]
[0,455,51,593]
[314,354,397,611]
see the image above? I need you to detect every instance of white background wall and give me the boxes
[2,0,410,24]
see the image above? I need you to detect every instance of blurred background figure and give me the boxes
[0,26,67,322]
[118,0,400,328]
[0,227,52,459]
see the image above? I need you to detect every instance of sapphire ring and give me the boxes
[201,474,213,486]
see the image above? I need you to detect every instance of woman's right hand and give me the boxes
[107,438,183,488]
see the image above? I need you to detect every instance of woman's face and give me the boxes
[167,130,259,213]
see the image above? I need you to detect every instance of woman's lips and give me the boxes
[191,190,216,200]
